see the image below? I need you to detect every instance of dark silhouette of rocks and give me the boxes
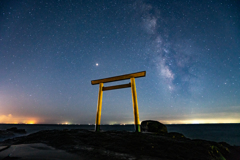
[1,129,239,160]
[6,127,26,134]
[0,130,14,139]
[0,127,26,140]
[141,120,168,133]
[168,132,185,138]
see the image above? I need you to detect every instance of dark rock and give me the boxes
[6,127,26,134]
[168,132,185,139]
[0,128,26,141]
[0,129,236,160]
[141,120,168,133]
[0,130,15,139]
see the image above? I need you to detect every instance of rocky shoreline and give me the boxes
[0,128,239,160]
[0,127,26,141]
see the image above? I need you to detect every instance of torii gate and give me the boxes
[91,71,146,132]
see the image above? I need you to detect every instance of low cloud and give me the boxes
[0,114,13,123]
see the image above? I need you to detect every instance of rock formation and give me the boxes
[6,127,26,134]
[1,129,238,160]
[0,127,26,140]
[141,120,168,133]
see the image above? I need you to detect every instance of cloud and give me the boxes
[0,114,13,122]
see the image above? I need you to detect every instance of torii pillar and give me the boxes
[91,71,146,132]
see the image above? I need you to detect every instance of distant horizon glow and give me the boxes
[1,114,240,125]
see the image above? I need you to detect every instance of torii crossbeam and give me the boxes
[91,71,146,132]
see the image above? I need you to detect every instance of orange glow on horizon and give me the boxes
[26,120,36,124]
[0,114,39,124]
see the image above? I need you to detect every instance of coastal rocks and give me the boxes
[6,127,26,134]
[0,127,26,140]
[0,129,236,160]
[141,120,168,133]
[0,130,14,139]
[168,132,185,139]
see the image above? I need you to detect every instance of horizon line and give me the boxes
[1,123,240,125]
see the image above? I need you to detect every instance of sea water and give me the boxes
[0,124,239,146]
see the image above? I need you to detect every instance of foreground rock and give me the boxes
[0,129,239,160]
[141,120,168,133]
[0,143,82,160]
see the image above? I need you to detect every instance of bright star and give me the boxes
[96,63,99,66]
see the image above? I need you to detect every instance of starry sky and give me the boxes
[0,0,240,124]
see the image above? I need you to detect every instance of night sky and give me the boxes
[1,0,240,124]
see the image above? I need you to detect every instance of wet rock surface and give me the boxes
[0,129,239,160]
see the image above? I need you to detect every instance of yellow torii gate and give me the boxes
[91,71,146,132]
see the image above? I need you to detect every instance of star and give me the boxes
[96,63,99,66]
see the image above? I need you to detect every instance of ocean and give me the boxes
[0,123,239,146]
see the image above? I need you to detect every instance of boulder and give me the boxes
[141,120,168,133]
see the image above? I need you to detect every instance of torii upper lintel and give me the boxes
[91,71,146,85]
